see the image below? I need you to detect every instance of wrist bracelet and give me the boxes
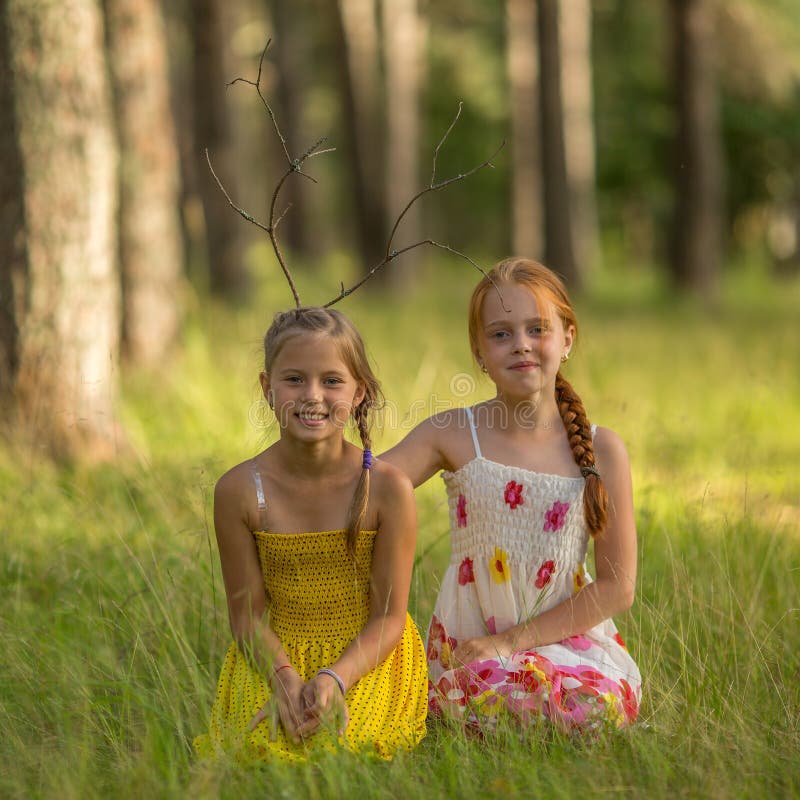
[317,667,346,695]
[273,664,293,677]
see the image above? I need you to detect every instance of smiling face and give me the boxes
[476,282,574,401]
[261,332,366,443]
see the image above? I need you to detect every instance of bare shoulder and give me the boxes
[213,458,257,518]
[369,458,414,504]
[593,427,631,477]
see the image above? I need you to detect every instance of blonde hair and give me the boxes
[468,257,609,538]
[264,308,382,555]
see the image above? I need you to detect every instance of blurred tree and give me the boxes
[191,0,248,299]
[669,0,723,300]
[104,0,185,365]
[0,0,121,460]
[269,0,313,259]
[332,0,387,270]
[383,0,423,282]
[560,0,600,273]
[506,0,543,259]
[537,0,578,286]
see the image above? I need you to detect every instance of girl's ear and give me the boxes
[563,324,576,356]
[259,371,270,399]
[353,383,367,409]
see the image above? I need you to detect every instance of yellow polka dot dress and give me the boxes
[194,530,428,761]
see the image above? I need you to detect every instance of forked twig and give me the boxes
[207,40,506,310]
[323,103,507,308]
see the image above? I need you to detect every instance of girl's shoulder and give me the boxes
[369,457,414,505]
[592,426,631,476]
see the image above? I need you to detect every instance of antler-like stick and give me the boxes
[323,103,506,307]
[207,41,505,310]
[206,40,335,308]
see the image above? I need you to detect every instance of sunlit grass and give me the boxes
[1,259,798,798]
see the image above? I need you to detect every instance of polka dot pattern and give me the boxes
[194,530,428,761]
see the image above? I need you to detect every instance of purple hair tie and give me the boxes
[362,449,374,470]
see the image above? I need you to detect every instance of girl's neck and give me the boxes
[272,436,353,478]
[483,391,562,434]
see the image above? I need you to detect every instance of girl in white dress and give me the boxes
[383,258,641,732]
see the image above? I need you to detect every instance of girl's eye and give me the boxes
[286,376,302,383]
[492,330,509,339]
[324,378,343,386]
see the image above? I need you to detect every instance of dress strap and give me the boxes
[465,406,483,458]
[591,423,597,440]
[251,460,268,530]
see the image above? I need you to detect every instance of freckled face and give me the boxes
[262,333,365,442]
[477,283,573,399]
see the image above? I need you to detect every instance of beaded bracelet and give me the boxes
[317,667,346,695]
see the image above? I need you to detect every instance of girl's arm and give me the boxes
[213,468,307,742]
[453,428,637,663]
[380,415,448,488]
[297,462,418,733]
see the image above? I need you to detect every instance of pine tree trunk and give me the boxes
[506,0,543,259]
[332,0,387,271]
[191,0,247,299]
[670,0,723,301]
[560,0,600,273]
[270,0,313,259]
[0,0,121,460]
[104,0,184,365]
[383,0,422,284]
[537,0,578,287]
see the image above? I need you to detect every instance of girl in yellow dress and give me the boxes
[194,308,427,761]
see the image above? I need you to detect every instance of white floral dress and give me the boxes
[426,407,642,731]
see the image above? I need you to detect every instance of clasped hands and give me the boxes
[248,667,349,743]
[450,633,513,667]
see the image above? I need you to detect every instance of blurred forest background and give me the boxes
[2,3,800,796]
[2,0,800,460]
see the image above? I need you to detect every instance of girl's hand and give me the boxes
[248,668,306,743]
[297,672,350,738]
[452,635,513,666]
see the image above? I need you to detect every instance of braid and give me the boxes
[555,373,608,538]
[345,402,372,558]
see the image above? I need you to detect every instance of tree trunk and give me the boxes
[383,0,422,284]
[506,0,543,259]
[269,0,313,259]
[104,0,184,365]
[537,0,578,287]
[332,0,387,271]
[670,0,723,301]
[191,0,247,299]
[0,0,121,460]
[560,0,600,273]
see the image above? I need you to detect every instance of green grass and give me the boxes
[1,260,798,798]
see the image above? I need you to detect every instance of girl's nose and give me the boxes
[512,335,532,353]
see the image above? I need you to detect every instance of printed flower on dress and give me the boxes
[504,480,524,509]
[562,635,593,651]
[484,616,497,635]
[489,547,511,583]
[573,562,587,593]
[613,632,628,650]
[458,556,475,585]
[535,559,556,589]
[456,493,468,528]
[544,500,570,532]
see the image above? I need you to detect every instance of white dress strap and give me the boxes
[251,461,268,530]
[591,423,597,440]
[465,406,483,459]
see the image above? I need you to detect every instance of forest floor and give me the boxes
[1,259,798,798]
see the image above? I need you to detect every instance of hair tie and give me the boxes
[581,465,599,478]
[362,449,373,470]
